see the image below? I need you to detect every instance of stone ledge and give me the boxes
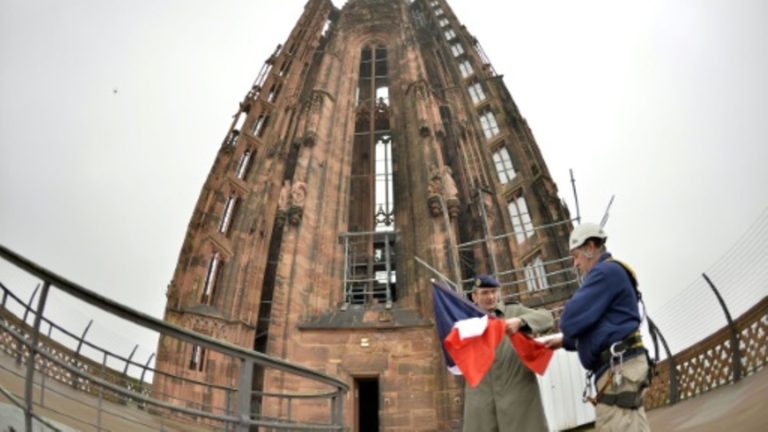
[298,304,432,330]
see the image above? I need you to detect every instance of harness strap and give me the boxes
[584,371,614,406]
[598,330,644,365]
[597,391,645,409]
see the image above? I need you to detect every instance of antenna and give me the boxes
[570,169,581,223]
[600,195,615,228]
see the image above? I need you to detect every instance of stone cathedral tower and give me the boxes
[155,0,575,430]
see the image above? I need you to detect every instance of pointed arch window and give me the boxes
[468,81,487,104]
[219,195,238,234]
[524,254,549,291]
[507,194,534,244]
[450,43,464,57]
[201,252,221,304]
[250,112,271,137]
[344,44,397,308]
[492,146,516,184]
[458,60,474,78]
[236,150,253,180]
[479,108,500,139]
[267,83,282,103]
[189,345,206,371]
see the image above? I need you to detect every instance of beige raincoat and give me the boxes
[462,302,554,432]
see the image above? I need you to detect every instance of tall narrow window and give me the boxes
[345,45,397,307]
[468,82,486,104]
[278,59,292,77]
[201,252,221,304]
[444,29,456,40]
[507,195,534,244]
[450,43,464,57]
[250,113,271,137]
[434,7,444,16]
[524,255,549,291]
[438,18,450,27]
[219,196,238,234]
[492,146,516,184]
[458,60,473,78]
[236,150,252,180]
[267,83,282,103]
[479,109,500,139]
[189,345,206,371]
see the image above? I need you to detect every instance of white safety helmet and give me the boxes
[569,223,608,252]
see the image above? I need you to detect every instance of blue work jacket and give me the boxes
[560,252,641,374]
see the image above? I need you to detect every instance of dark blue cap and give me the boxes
[474,275,500,288]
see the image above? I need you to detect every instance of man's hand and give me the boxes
[505,318,523,334]
[543,334,564,349]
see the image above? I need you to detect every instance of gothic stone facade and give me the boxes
[154,0,574,430]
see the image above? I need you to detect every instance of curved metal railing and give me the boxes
[0,243,348,431]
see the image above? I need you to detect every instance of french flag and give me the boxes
[432,281,553,387]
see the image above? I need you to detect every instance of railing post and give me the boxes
[648,318,678,404]
[332,389,344,429]
[225,389,233,432]
[21,284,39,324]
[702,273,742,382]
[72,319,93,390]
[39,325,54,408]
[139,352,155,408]
[98,351,107,431]
[342,236,350,309]
[236,358,254,432]
[384,232,393,308]
[17,285,40,365]
[24,281,50,432]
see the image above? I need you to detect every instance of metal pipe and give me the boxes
[123,343,139,377]
[24,281,50,432]
[414,256,459,291]
[21,283,39,324]
[74,319,93,357]
[648,317,678,404]
[139,352,155,390]
[570,169,580,223]
[98,351,107,430]
[702,273,742,382]
[237,358,255,432]
[0,243,348,391]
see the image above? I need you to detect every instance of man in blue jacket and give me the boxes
[547,223,651,431]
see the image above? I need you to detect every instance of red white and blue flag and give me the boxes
[432,281,553,387]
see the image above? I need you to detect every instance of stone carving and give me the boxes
[427,164,461,218]
[311,91,325,112]
[304,131,318,147]
[419,121,430,137]
[276,180,291,226]
[442,166,458,201]
[278,181,291,211]
[289,181,307,225]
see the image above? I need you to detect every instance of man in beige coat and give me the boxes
[463,275,553,432]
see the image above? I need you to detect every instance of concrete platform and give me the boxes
[647,366,768,432]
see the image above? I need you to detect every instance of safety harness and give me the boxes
[580,258,659,409]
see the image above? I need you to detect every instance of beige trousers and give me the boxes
[594,354,651,431]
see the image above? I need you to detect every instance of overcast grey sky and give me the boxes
[1,0,767,365]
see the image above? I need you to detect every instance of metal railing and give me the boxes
[0,243,348,431]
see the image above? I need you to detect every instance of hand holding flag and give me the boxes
[432,281,554,387]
